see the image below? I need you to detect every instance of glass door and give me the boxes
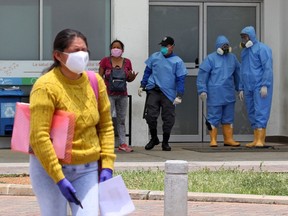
[149,1,261,143]
[149,2,202,142]
[203,2,260,142]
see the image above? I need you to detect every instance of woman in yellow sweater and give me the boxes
[29,29,116,216]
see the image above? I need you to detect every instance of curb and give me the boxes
[0,184,34,196]
[1,184,288,205]
[1,161,288,175]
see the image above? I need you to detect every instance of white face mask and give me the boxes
[217,46,232,55]
[245,40,253,48]
[62,51,89,74]
[240,39,253,49]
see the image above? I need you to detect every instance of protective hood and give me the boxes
[240,26,257,43]
[215,35,229,49]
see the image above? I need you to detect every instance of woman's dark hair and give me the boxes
[44,29,88,73]
[110,39,124,50]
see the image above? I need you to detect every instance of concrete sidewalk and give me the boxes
[1,142,288,215]
[1,142,288,173]
[1,196,288,216]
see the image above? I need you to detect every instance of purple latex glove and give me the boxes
[99,168,113,183]
[57,178,78,204]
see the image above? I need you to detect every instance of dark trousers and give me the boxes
[144,89,175,134]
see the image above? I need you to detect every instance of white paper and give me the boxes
[99,175,135,216]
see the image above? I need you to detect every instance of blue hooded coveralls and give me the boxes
[240,26,273,129]
[197,35,241,127]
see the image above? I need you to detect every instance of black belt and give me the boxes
[153,86,161,92]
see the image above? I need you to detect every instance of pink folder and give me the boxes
[11,102,75,163]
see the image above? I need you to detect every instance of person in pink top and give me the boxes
[99,39,138,152]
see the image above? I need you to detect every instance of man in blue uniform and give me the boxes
[239,26,273,147]
[138,36,187,151]
[197,35,241,147]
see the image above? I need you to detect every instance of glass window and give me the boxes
[207,6,256,60]
[0,0,110,61]
[0,0,39,60]
[43,0,110,60]
[149,5,199,63]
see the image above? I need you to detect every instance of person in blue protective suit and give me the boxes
[138,36,187,151]
[238,26,273,148]
[197,35,242,147]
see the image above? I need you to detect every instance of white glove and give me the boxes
[239,91,244,101]
[260,86,267,98]
[173,96,182,105]
[138,87,144,97]
[199,92,207,101]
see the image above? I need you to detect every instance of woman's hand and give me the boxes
[99,168,113,183]
[127,70,139,82]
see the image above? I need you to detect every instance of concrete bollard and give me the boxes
[164,160,188,216]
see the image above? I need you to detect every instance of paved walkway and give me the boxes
[1,196,288,216]
[1,142,288,215]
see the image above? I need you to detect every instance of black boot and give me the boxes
[145,129,160,150]
[162,133,171,151]
[145,137,160,150]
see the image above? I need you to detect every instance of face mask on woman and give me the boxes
[63,51,89,74]
[111,48,123,57]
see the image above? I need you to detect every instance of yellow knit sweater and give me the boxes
[29,67,116,183]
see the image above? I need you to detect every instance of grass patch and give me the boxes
[115,167,288,196]
[1,168,288,196]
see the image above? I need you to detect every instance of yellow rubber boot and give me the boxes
[255,128,265,147]
[261,128,266,144]
[245,130,257,148]
[209,128,218,147]
[222,124,240,147]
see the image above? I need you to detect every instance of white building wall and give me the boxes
[0,1,285,149]
[262,0,281,136]
[263,0,288,137]
[279,0,288,136]
[112,0,149,146]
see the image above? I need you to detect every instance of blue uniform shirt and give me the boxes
[141,52,187,102]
